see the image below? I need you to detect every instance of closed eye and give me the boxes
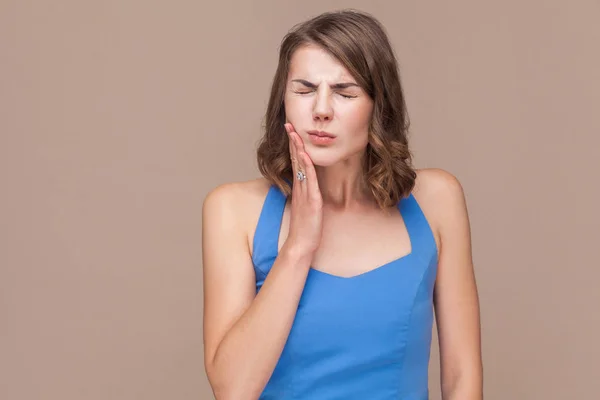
[294,90,356,99]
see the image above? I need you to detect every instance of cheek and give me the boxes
[343,104,372,150]
[284,95,310,123]
[338,102,372,132]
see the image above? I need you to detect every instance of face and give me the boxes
[284,44,374,167]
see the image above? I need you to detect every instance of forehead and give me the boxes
[288,44,355,82]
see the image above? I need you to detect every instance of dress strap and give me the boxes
[252,185,287,280]
[398,193,439,266]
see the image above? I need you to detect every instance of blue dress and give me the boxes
[252,185,439,399]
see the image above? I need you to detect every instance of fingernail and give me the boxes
[284,123,290,133]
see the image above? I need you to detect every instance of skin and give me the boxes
[202,43,483,399]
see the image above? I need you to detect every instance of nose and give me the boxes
[312,90,333,122]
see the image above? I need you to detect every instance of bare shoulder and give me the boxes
[203,177,272,214]
[413,168,465,201]
[412,168,469,245]
[203,177,274,248]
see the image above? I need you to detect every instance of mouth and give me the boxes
[306,130,336,146]
[307,130,336,138]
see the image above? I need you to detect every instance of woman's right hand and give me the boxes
[283,122,323,260]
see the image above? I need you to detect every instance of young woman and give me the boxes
[202,9,483,400]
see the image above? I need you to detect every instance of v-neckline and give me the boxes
[309,251,413,280]
[274,194,415,281]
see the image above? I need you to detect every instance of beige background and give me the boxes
[1,1,599,399]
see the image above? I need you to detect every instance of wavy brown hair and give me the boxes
[256,9,416,209]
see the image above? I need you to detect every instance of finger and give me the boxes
[295,153,308,198]
[285,124,300,192]
[285,124,297,169]
[291,131,311,193]
[291,133,308,194]
[301,151,319,199]
[293,129,307,155]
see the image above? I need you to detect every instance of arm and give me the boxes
[202,184,312,400]
[431,172,483,400]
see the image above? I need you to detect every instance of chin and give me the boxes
[306,144,367,168]
[311,159,338,167]
[305,150,342,167]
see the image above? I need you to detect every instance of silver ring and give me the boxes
[296,171,306,181]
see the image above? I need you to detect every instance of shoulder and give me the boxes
[413,168,465,201]
[203,177,271,211]
[412,168,469,243]
[203,177,274,242]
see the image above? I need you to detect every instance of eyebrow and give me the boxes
[291,79,360,90]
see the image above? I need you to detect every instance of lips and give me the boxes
[307,130,336,138]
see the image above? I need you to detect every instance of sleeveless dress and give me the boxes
[252,185,439,400]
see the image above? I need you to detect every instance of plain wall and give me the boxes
[1,1,599,399]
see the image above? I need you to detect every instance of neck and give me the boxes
[314,153,373,210]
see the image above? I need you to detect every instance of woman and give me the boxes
[202,9,483,400]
